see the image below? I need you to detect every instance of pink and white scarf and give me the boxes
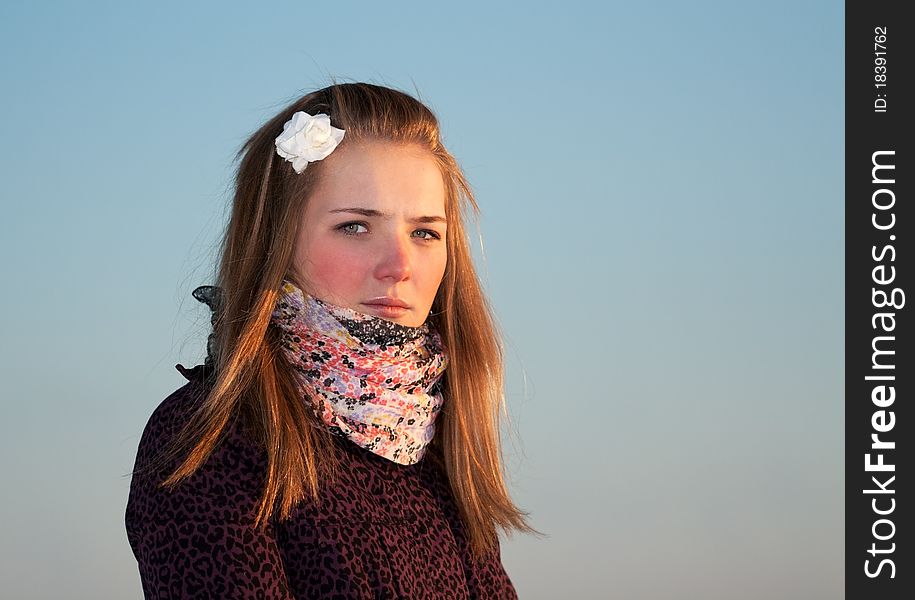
[270,278,448,465]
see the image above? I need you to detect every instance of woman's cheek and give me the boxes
[311,243,366,292]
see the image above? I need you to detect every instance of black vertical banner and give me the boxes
[846,1,911,598]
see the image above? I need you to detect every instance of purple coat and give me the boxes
[125,363,518,599]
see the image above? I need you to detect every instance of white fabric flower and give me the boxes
[274,111,345,174]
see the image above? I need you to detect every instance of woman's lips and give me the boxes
[362,303,409,317]
[364,297,409,308]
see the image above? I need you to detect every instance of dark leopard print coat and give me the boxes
[125,363,518,599]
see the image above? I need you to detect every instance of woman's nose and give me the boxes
[374,235,412,281]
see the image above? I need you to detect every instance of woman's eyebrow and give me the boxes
[328,207,447,224]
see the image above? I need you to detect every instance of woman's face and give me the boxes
[290,140,448,327]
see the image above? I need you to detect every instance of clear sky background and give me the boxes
[0,1,843,598]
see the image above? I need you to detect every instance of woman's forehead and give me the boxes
[308,141,446,214]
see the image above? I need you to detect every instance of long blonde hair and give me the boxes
[144,81,540,558]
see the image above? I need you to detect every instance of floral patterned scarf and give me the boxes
[269,278,449,465]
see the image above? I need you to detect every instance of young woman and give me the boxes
[125,82,540,598]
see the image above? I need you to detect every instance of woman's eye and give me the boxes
[337,222,441,241]
[414,229,442,241]
[338,222,368,235]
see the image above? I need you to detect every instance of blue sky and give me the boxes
[0,1,843,598]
